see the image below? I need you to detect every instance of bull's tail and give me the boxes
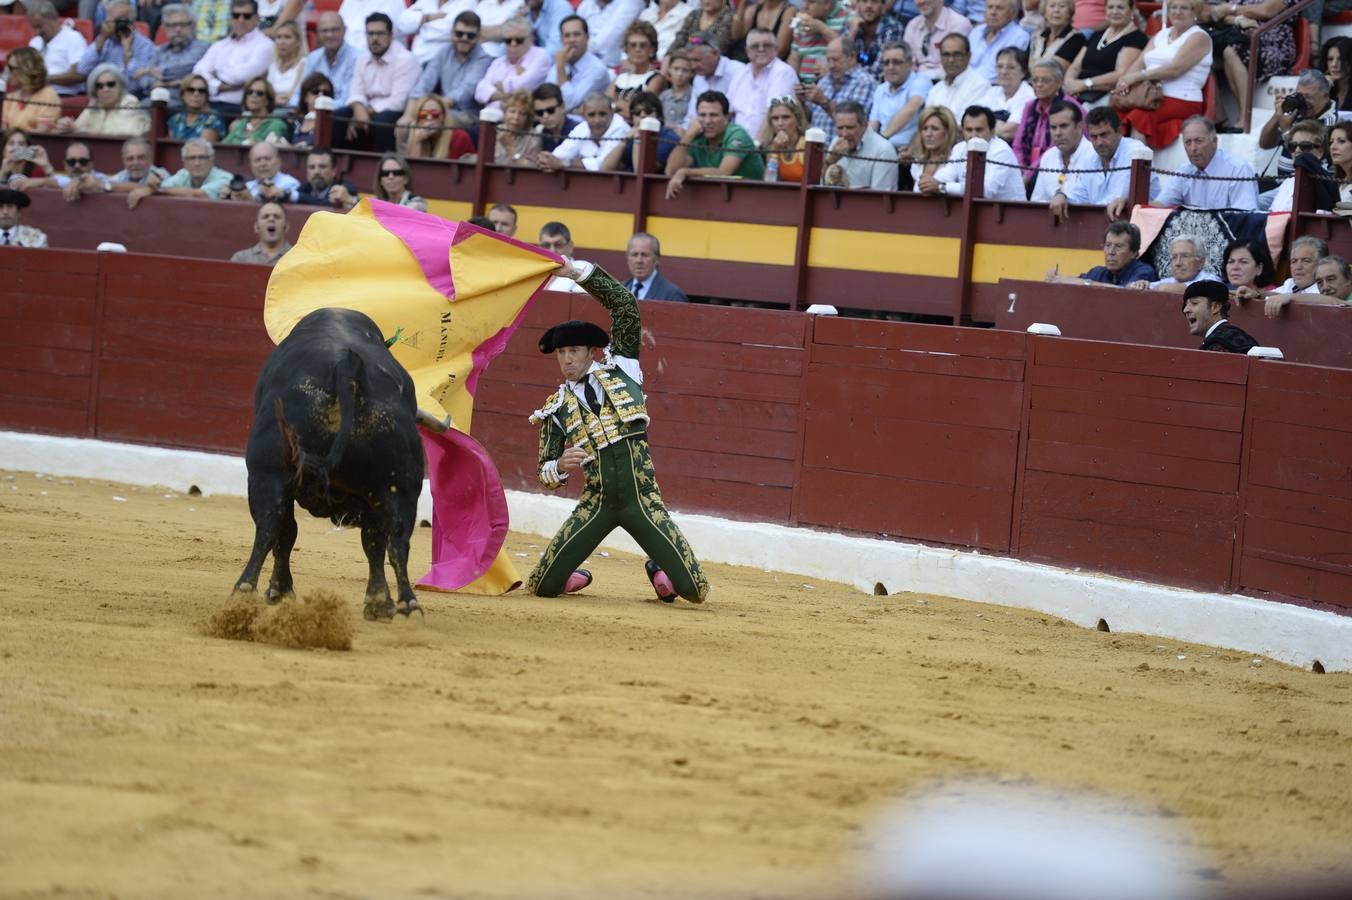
[273,350,361,493]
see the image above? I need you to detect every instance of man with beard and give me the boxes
[297,147,358,209]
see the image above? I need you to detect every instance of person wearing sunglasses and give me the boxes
[223,77,290,144]
[474,18,551,111]
[537,91,628,171]
[25,140,113,202]
[289,73,335,146]
[336,12,420,152]
[300,12,359,108]
[190,0,274,112]
[397,0,472,66]
[404,95,476,158]
[1256,69,1339,207]
[371,152,428,212]
[901,0,971,80]
[399,11,492,135]
[725,27,796,138]
[598,89,678,172]
[1269,120,1338,214]
[56,65,149,136]
[337,0,408,54]
[531,82,583,152]
[75,0,157,98]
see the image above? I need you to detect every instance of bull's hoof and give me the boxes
[396,598,423,619]
[264,587,294,605]
[232,583,256,595]
[363,599,396,622]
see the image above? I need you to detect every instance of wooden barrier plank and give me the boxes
[1030,383,1246,432]
[1249,359,1352,395]
[0,320,93,352]
[96,359,259,407]
[802,270,956,317]
[655,419,798,460]
[0,345,94,378]
[1031,363,1248,405]
[96,398,252,454]
[1248,421,1352,465]
[1025,439,1240,494]
[1020,511,1233,590]
[1249,384,1352,431]
[1240,553,1352,610]
[646,393,799,433]
[804,410,1018,489]
[0,370,89,405]
[1245,449,1352,500]
[653,444,797,487]
[804,368,1024,431]
[1028,407,1243,463]
[813,317,1028,359]
[656,474,792,523]
[810,344,1026,381]
[0,397,88,436]
[797,468,1012,551]
[1244,484,1352,535]
[0,292,100,327]
[645,338,805,378]
[1020,470,1237,539]
[1032,336,1250,384]
[1243,515,1352,570]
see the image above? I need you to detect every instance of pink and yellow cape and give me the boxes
[263,198,559,595]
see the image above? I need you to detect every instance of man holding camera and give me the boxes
[76,0,157,98]
[1257,69,1337,204]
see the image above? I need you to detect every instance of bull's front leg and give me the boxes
[360,523,395,621]
[234,476,288,597]
[386,520,420,618]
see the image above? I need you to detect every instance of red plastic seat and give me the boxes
[0,14,36,51]
[72,18,94,41]
[312,0,342,11]
[1202,74,1217,120]
[1145,8,1163,36]
[1292,17,1309,73]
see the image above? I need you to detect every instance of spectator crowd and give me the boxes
[3,0,1351,334]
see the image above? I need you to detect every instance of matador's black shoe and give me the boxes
[645,559,677,603]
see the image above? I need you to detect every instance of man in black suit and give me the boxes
[1183,281,1257,354]
[625,232,689,302]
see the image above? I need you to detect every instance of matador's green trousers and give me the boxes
[527,436,709,602]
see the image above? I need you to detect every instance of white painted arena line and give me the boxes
[3,430,1348,673]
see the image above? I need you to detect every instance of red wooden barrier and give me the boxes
[2,247,1349,615]
[1014,337,1248,592]
[797,317,1028,551]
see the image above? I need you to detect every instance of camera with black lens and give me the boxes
[229,174,246,193]
[1281,92,1308,118]
[114,16,133,35]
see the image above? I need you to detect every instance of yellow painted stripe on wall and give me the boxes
[426,199,474,222]
[807,229,961,277]
[973,243,1105,284]
[497,204,634,252]
[646,216,797,266]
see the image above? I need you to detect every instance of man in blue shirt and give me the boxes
[405,10,493,127]
[870,41,929,149]
[527,0,571,55]
[78,0,158,97]
[967,0,1027,83]
[1047,221,1157,287]
[302,11,361,107]
[135,4,209,97]
[546,15,610,111]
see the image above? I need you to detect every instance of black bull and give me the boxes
[233,308,425,620]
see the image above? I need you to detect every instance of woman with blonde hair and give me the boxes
[267,20,307,107]
[405,95,475,159]
[495,89,542,166]
[58,65,148,136]
[1,48,60,133]
[373,153,428,212]
[758,95,808,182]
[223,77,290,145]
[902,105,959,193]
[1113,0,1211,148]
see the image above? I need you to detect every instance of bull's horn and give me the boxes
[415,409,452,433]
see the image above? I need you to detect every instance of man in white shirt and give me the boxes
[726,27,797,138]
[191,0,274,110]
[339,0,407,53]
[537,92,630,172]
[1128,234,1222,292]
[1030,101,1099,204]
[1154,116,1259,210]
[966,0,1027,83]
[1269,236,1325,296]
[927,104,1025,201]
[1061,106,1159,220]
[902,0,971,80]
[684,33,746,127]
[338,12,422,151]
[575,0,643,68]
[823,102,899,190]
[26,0,88,96]
[225,142,303,203]
[926,34,989,123]
[397,0,475,66]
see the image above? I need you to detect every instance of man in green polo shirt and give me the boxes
[664,89,766,199]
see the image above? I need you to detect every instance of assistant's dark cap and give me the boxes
[1182,279,1230,312]
[0,189,32,209]
[539,319,609,353]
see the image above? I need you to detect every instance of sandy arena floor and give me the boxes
[1,469,1350,899]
